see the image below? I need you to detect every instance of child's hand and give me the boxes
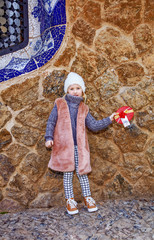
[109,112,117,121]
[45,140,53,148]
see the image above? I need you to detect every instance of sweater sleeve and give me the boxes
[85,112,112,132]
[45,104,58,141]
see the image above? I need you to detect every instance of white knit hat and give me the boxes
[64,72,86,93]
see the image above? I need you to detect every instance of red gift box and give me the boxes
[114,106,134,125]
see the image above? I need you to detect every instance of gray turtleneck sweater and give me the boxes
[45,94,112,145]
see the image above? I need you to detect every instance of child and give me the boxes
[45,72,116,215]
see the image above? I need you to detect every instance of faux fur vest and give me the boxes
[48,98,91,175]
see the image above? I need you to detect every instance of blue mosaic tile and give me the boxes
[24,59,37,74]
[32,0,66,36]
[0,0,66,82]
[42,0,59,15]
[5,57,30,72]
[0,69,21,82]
[33,26,66,68]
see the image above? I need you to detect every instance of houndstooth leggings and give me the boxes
[63,145,91,199]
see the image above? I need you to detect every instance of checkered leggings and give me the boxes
[63,146,91,199]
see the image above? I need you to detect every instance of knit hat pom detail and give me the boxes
[64,72,86,93]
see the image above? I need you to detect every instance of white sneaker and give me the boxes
[84,196,98,212]
[66,198,79,215]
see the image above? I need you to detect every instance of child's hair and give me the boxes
[82,93,87,103]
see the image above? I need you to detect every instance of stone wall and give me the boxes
[0,0,153,211]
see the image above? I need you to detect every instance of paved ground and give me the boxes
[0,199,154,240]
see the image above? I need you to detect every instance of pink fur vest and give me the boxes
[48,98,91,175]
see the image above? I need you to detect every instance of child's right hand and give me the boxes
[45,140,53,148]
[109,112,117,121]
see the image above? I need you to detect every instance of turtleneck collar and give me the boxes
[65,94,83,105]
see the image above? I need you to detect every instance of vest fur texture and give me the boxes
[48,98,91,175]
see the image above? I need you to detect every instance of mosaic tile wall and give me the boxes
[0,0,66,82]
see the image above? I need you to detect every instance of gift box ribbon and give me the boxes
[114,108,134,120]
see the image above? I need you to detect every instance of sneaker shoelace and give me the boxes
[86,197,96,206]
[67,199,77,209]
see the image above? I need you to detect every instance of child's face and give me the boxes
[67,84,83,97]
